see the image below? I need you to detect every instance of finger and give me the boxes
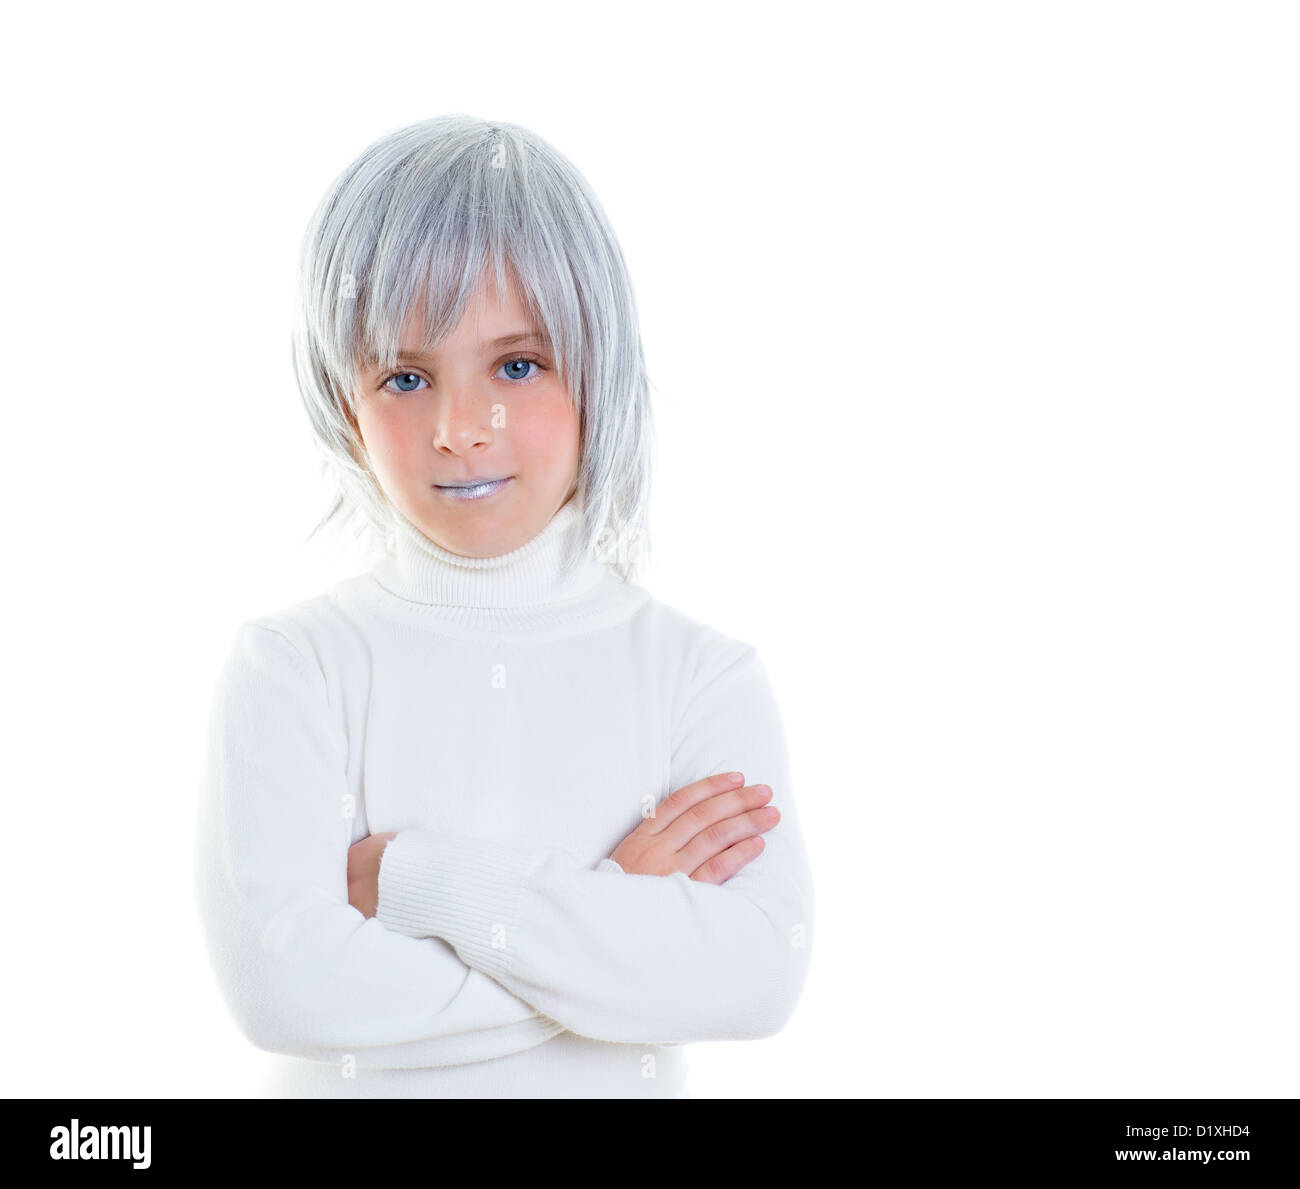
[678,803,780,874]
[642,771,748,835]
[659,783,773,851]
[689,834,765,885]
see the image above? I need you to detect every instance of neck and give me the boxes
[372,495,611,610]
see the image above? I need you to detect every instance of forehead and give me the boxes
[360,273,553,366]
[359,327,551,367]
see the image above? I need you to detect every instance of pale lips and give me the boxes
[433,476,514,501]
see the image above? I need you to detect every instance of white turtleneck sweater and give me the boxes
[194,496,814,1098]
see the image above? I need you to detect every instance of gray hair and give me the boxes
[290,113,653,582]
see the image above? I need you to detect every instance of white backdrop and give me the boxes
[2,0,1296,1098]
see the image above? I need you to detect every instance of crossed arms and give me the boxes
[194,620,814,1068]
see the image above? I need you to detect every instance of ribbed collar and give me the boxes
[370,494,612,610]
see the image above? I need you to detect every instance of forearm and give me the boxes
[197,846,564,1066]
[376,821,812,1045]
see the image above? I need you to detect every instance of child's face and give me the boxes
[353,271,581,558]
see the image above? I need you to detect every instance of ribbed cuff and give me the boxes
[376,828,546,983]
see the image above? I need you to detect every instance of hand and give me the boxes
[347,831,398,918]
[609,772,779,884]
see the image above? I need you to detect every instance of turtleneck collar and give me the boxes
[370,494,612,611]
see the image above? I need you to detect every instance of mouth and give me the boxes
[433,476,513,501]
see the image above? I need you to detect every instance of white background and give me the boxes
[2,1,1296,1098]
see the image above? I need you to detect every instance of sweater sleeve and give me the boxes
[194,620,565,1070]
[375,641,815,1045]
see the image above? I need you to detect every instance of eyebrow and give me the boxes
[369,330,551,365]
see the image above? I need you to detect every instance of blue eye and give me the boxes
[497,358,541,382]
[383,372,427,394]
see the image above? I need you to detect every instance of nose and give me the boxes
[431,385,494,455]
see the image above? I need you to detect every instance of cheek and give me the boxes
[512,394,580,462]
[358,406,421,477]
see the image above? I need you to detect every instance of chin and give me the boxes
[429,518,521,558]
[401,486,554,557]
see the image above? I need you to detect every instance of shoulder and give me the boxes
[626,589,767,716]
[218,574,376,684]
[628,587,755,656]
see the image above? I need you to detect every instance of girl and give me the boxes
[195,114,815,1099]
